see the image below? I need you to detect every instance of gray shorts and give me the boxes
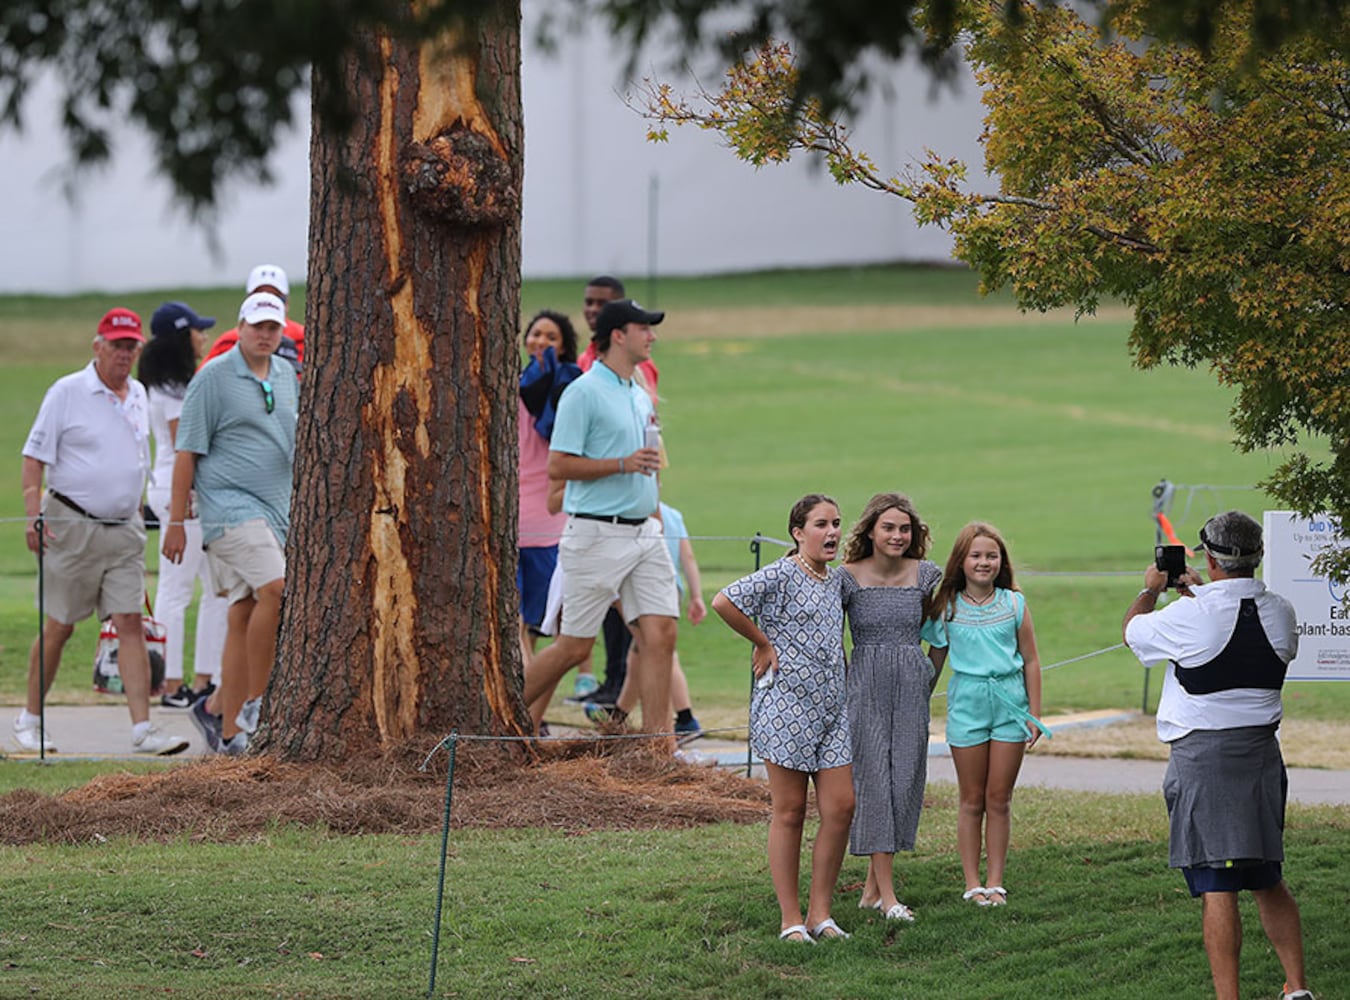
[205,519,286,604]
[35,496,145,624]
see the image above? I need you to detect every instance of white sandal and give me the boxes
[809,918,850,940]
[779,923,815,944]
[883,902,916,922]
[962,886,990,906]
[985,886,1007,906]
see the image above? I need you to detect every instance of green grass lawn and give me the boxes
[0,783,1345,998]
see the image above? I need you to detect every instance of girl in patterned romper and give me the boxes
[712,494,855,944]
[922,522,1046,908]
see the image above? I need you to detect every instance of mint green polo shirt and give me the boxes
[550,361,658,520]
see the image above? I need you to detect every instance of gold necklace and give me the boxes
[962,588,997,606]
[794,553,829,582]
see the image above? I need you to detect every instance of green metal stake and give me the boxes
[746,534,764,779]
[427,730,458,998]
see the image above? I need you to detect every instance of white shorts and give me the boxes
[557,516,678,638]
[205,518,286,604]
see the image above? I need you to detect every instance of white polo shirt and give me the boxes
[23,361,150,520]
[1125,577,1298,742]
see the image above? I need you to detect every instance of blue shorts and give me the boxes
[1182,860,1282,897]
[517,546,558,630]
[945,671,1033,747]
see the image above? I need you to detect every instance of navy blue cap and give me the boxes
[150,301,216,339]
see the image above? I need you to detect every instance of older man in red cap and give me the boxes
[15,308,190,755]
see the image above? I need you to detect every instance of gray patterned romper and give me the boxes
[842,561,941,855]
[720,558,851,773]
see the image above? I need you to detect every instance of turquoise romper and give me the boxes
[922,589,1047,747]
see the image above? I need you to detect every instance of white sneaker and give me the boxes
[131,725,190,756]
[13,716,56,753]
[221,732,249,757]
[673,748,716,767]
[235,697,261,735]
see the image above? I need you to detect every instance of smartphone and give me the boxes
[1154,544,1187,589]
[755,669,774,690]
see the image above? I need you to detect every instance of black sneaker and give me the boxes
[192,681,217,704]
[160,683,196,709]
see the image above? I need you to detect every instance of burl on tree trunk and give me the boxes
[262,11,532,762]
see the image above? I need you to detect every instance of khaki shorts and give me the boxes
[205,518,286,604]
[35,496,145,624]
[558,516,679,638]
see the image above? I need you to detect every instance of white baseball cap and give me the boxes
[239,292,287,326]
[246,264,290,298]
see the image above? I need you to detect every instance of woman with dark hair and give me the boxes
[712,494,855,944]
[138,302,229,708]
[517,310,582,678]
[840,492,941,923]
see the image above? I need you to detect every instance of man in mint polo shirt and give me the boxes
[521,299,679,743]
[162,291,299,755]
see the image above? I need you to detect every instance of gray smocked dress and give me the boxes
[842,560,942,855]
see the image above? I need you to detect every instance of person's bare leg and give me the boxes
[1201,892,1242,1000]
[765,762,809,936]
[671,654,692,713]
[518,618,535,670]
[864,853,900,911]
[951,743,991,896]
[110,612,151,725]
[631,614,676,742]
[805,764,855,933]
[1253,882,1307,994]
[523,634,597,729]
[26,618,75,713]
[246,579,283,702]
[217,596,254,741]
[982,739,1027,890]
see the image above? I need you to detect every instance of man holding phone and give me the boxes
[520,300,679,744]
[1122,511,1312,1000]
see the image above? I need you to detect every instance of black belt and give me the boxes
[572,512,648,526]
[48,490,132,526]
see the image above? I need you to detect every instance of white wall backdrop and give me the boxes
[0,6,989,294]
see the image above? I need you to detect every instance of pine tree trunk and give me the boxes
[260,6,531,761]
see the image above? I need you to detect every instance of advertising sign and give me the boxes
[1263,512,1350,680]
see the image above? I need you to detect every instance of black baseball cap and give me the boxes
[594,299,665,340]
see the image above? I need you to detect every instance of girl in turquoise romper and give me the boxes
[922,522,1046,908]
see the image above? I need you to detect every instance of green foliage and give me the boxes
[641,5,1350,580]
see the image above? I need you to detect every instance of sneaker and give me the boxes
[131,724,190,756]
[189,698,224,753]
[674,715,703,745]
[220,732,249,756]
[1282,987,1316,1000]
[12,716,56,753]
[192,681,217,704]
[567,684,617,708]
[235,697,261,735]
[160,683,197,709]
[571,673,600,700]
[672,748,716,767]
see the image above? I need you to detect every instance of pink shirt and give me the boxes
[518,399,566,547]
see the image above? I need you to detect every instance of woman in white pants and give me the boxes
[139,302,230,707]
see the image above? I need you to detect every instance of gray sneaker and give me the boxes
[12,716,56,753]
[221,732,250,756]
[672,748,716,767]
[189,699,224,753]
[235,697,261,735]
[132,725,190,756]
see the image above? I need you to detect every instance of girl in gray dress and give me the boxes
[712,494,855,944]
[841,493,941,923]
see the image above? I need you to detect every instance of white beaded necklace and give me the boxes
[794,553,830,582]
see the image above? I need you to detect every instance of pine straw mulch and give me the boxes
[0,739,771,846]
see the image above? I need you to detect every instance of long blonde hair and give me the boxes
[842,492,930,564]
[924,521,1017,622]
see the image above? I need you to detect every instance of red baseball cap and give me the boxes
[97,308,145,342]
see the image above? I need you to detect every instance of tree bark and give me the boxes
[261,4,531,761]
